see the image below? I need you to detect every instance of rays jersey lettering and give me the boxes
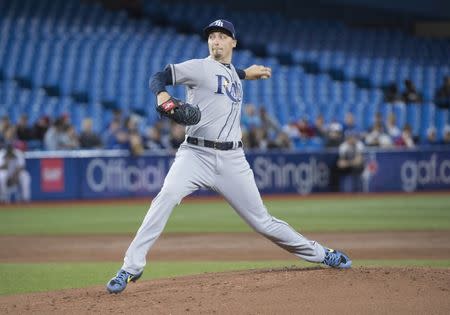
[169,57,244,141]
[215,74,242,103]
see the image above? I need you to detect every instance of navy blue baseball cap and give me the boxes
[203,19,236,39]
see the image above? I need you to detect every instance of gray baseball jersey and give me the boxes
[168,56,243,142]
[121,57,327,275]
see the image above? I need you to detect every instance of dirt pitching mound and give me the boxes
[1,267,449,314]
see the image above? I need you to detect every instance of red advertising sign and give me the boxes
[40,158,64,192]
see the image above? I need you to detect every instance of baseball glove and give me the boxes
[156,97,201,125]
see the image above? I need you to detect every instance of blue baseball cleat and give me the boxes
[106,269,143,294]
[323,248,352,269]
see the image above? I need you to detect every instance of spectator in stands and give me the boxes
[267,132,293,150]
[60,113,72,129]
[0,116,11,134]
[297,117,315,138]
[16,114,34,142]
[312,114,327,138]
[125,116,144,156]
[385,113,401,138]
[44,117,79,150]
[0,116,12,147]
[2,125,27,152]
[435,76,450,109]
[325,121,343,147]
[129,130,145,156]
[365,121,392,148]
[402,79,422,104]
[421,127,439,146]
[282,119,301,140]
[247,127,268,150]
[32,115,50,142]
[370,112,385,131]
[169,123,185,150]
[144,126,166,150]
[259,106,280,138]
[384,83,403,104]
[335,130,365,192]
[442,125,450,145]
[241,104,262,131]
[63,125,80,150]
[395,124,415,148]
[44,118,62,150]
[112,108,124,124]
[153,120,171,148]
[103,120,129,150]
[343,112,358,134]
[79,118,103,149]
[103,120,120,149]
[0,142,31,203]
[241,104,265,149]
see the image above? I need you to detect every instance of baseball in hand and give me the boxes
[260,66,271,79]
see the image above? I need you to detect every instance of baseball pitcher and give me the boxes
[107,19,351,294]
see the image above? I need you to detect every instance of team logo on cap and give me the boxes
[213,20,224,27]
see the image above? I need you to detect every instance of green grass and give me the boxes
[0,261,309,295]
[1,260,449,295]
[1,195,450,235]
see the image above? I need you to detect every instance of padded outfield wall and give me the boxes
[24,147,450,201]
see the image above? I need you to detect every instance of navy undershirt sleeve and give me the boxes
[149,67,173,95]
[236,68,246,80]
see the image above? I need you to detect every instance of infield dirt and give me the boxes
[1,231,450,262]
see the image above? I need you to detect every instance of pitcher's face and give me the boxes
[208,31,236,64]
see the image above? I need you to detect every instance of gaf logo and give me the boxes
[400,154,450,192]
[40,158,65,192]
[213,20,224,27]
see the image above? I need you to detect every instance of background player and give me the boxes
[107,19,351,294]
[0,143,31,203]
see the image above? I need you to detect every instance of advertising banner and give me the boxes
[25,148,450,201]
